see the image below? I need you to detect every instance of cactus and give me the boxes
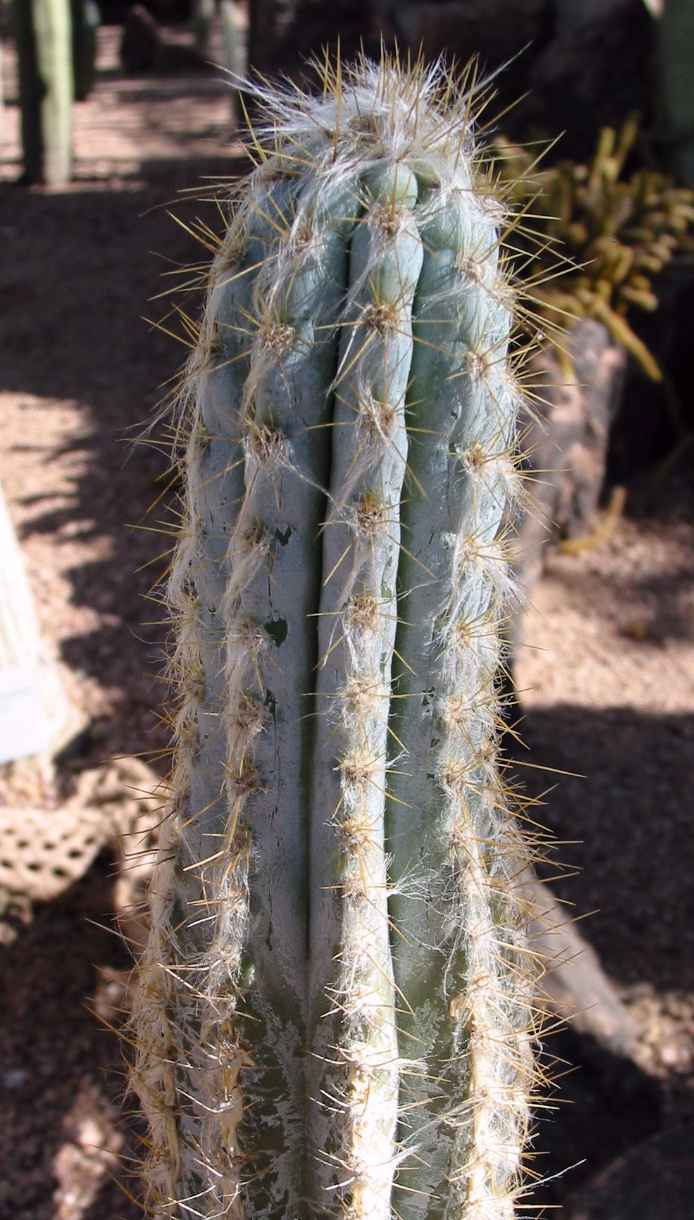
[656,0,694,184]
[14,0,73,186]
[71,0,100,102]
[220,0,244,127]
[193,0,215,57]
[131,55,547,1219]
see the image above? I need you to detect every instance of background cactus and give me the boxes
[14,0,73,186]
[220,0,244,126]
[131,55,550,1219]
[192,0,215,57]
[656,0,694,185]
[71,0,100,102]
[494,119,694,381]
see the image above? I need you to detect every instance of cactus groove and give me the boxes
[131,55,550,1220]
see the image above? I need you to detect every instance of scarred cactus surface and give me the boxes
[131,55,550,1220]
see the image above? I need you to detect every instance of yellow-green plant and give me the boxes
[131,55,550,1219]
[495,119,694,379]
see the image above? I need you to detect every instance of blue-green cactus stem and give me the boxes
[387,182,527,1218]
[131,56,542,1220]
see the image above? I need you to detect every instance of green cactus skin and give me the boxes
[192,0,244,126]
[71,0,99,102]
[14,0,73,186]
[657,0,694,185]
[193,0,216,57]
[220,0,244,127]
[131,56,544,1220]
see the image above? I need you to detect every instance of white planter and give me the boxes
[0,484,71,763]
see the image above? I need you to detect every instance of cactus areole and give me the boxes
[132,56,547,1219]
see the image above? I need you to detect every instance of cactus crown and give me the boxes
[131,53,555,1220]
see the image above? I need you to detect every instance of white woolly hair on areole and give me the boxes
[128,49,564,1220]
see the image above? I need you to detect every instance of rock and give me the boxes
[509,320,627,659]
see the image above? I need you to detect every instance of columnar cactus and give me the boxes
[193,0,216,58]
[656,0,694,184]
[131,56,545,1219]
[220,0,244,126]
[72,0,100,102]
[14,0,73,186]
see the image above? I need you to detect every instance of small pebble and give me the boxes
[3,1068,29,1089]
[659,1038,692,1071]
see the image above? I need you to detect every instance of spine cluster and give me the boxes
[131,55,549,1220]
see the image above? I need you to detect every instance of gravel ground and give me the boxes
[1,22,693,1220]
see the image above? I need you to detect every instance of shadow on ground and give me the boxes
[1,156,244,762]
[0,151,247,1220]
[0,702,691,1216]
[0,875,142,1220]
[507,702,694,1208]
[509,704,694,995]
